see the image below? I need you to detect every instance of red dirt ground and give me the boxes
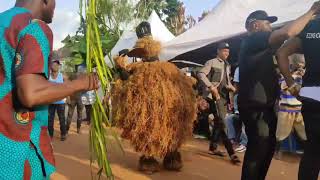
[50,123,318,180]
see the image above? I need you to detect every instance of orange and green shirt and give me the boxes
[0,7,55,179]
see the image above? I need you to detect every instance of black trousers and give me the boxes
[209,98,235,157]
[85,105,92,123]
[67,100,84,131]
[298,99,320,180]
[48,104,67,137]
[240,106,277,180]
[194,111,210,138]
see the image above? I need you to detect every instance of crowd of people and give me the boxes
[48,62,96,141]
[1,0,320,179]
[194,2,320,180]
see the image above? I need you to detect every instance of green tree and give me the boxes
[60,0,185,71]
[165,1,186,35]
[136,0,186,35]
[198,10,210,22]
[186,15,196,29]
[135,0,167,20]
[60,0,136,71]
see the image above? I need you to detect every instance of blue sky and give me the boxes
[0,0,220,49]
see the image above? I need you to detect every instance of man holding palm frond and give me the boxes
[0,0,98,179]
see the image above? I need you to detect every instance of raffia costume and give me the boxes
[112,22,197,173]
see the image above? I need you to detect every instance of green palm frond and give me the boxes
[82,0,121,179]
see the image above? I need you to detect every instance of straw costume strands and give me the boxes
[112,61,198,158]
[133,36,161,58]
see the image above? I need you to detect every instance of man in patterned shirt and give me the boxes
[0,0,98,179]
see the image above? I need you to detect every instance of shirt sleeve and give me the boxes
[15,20,53,79]
[198,60,214,88]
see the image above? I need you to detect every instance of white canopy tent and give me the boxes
[160,0,315,60]
[105,10,175,65]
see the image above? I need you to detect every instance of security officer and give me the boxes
[198,42,240,164]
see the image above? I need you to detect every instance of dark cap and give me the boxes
[136,21,152,39]
[245,10,278,30]
[217,42,230,50]
[52,60,61,65]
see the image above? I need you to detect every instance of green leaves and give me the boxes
[83,0,118,179]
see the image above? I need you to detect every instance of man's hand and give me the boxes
[226,84,236,92]
[287,83,302,97]
[208,114,215,125]
[73,73,100,91]
[16,73,100,108]
[310,1,320,15]
[210,86,220,100]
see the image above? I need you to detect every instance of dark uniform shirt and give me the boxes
[298,18,320,87]
[238,31,279,109]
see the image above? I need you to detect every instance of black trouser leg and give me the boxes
[221,127,236,156]
[56,104,66,136]
[275,141,282,153]
[209,98,225,150]
[210,121,221,150]
[48,105,56,138]
[209,98,235,156]
[210,120,235,156]
[234,116,243,142]
[199,113,210,138]
[240,107,277,180]
[76,101,84,129]
[66,103,76,132]
[298,100,320,180]
[85,105,92,124]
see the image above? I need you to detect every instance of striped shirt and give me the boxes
[278,74,302,113]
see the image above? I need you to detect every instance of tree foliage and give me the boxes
[186,15,196,29]
[59,0,187,72]
[137,0,186,35]
[198,10,210,22]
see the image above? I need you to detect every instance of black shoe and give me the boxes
[230,154,241,165]
[274,151,283,160]
[210,150,226,157]
[209,145,225,157]
[60,135,66,141]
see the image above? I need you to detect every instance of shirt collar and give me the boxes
[216,57,229,65]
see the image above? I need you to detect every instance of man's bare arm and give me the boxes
[269,1,320,48]
[16,73,98,108]
[276,37,303,87]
